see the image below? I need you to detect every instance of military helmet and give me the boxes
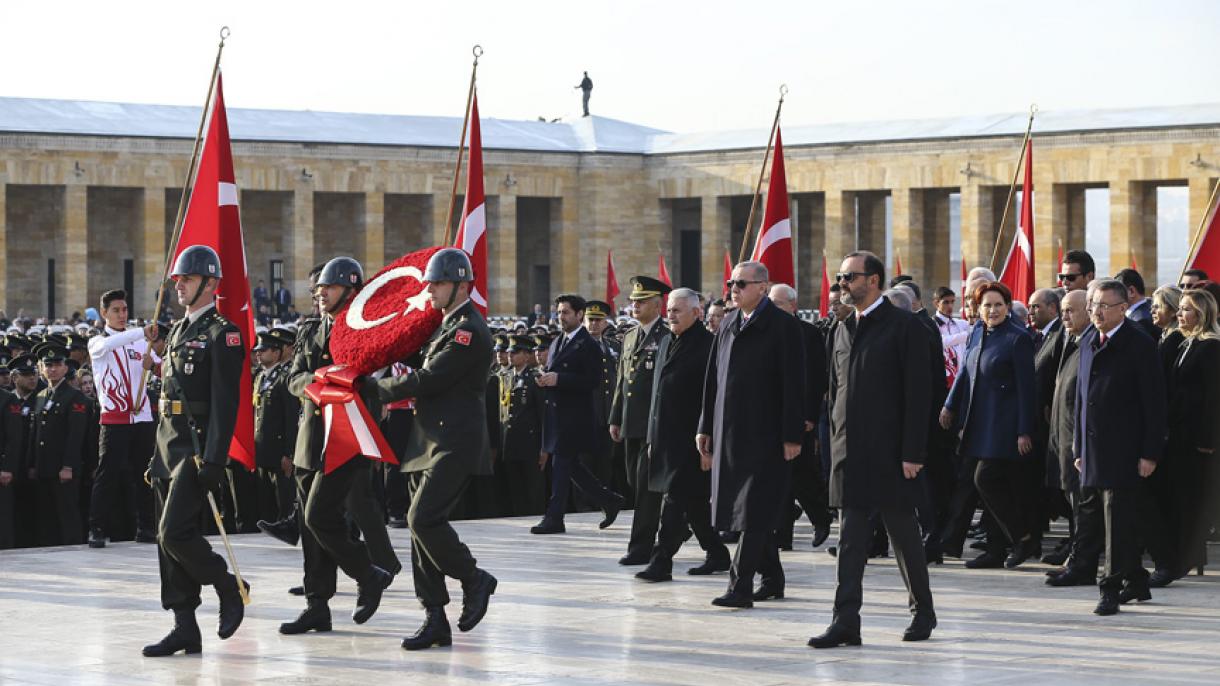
[171,245,223,279]
[317,256,363,288]
[424,248,474,283]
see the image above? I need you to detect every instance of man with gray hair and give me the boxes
[635,289,731,581]
[1030,286,1068,564]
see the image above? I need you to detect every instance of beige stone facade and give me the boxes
[2,106,1218,318]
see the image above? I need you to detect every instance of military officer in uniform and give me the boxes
[253,331,299,523]
[279,256,395,636]
[373,248,499,651]
[609,276,672,565]
[27,343,90,546]
[499,335,546,516]
[4,355,40,548]
[0,372,17,549]
[583,300,619,491]
[141,245,249,657]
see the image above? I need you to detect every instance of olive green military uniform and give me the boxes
[253,357,299,521]
[30,375,90,546]
[499,357,545,516]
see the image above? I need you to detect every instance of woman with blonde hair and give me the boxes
[1162,288,1220,585]
[1151,285,1185,378]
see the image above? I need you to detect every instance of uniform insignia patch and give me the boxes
[226,332,240,347]
[72,402,87,413]
[455,330,472,346]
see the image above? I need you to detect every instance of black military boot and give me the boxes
[280,601,333,634]
[401,607,453,650]
[457,568,497,632]
[88,529,106,548]
[215,574,248,640]
[257,517,299,546]
[142,608,202,657]
[352,565,392,624]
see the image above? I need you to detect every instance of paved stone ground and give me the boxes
[1,513,1217,685]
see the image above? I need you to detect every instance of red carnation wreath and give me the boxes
[329,246,444,375]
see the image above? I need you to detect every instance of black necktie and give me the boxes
[556,335,568,357]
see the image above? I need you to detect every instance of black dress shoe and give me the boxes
[807,624,862,649]
[1094,593,1120,616]
[619,551,650,566]
[279,603,333,634]
[387,516,407,529]
[711,591,753,608]
[600,494,625,529]
[1148,568,1178,588]
[827,546,837,558]
[1118,583,1152,604]
[1045,570,1096,587]
[257,518,300,546]
[457,569,497,632]
[969,538,989,551]
[812,524,830,548]
[635,564,672,582]
[402,608,452,650]
[924,544,944,566]
[88,529,107,548]
[143,610,202,657]
[719,531,741,544]
[352,565,392,624]
[1040,548,1069,566]
[902,613,937,641]
[687,554,731,575]
[965,551,1005,569]
[135,529,158,544]
[752,583,784,601]
[216,575,248,640]
[289,585,305,596]
[530,519,565,535]
[1005,539,1040,569]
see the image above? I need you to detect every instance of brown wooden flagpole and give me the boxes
[441,44,483,246]
[737,84,788,264]
[988,104,1037,273]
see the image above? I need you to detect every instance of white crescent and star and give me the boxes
[345,265,429,331]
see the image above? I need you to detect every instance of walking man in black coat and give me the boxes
[809,251,936,648]
[697,261,805,608]
[635,288,730,581]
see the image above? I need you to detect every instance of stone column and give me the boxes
[64,184,88,315]
[0,182,7,312]
[140,187,166,318]
[364,191,385,271]
[824,190,853,266]
[959,183,990,272]
[1109,178,1149,283]
[493,194,517,315]
[700,195,729,296]
[923,190,953,291]
[553,196,580,294]
[891,188,924,286]
[291,187,314,298]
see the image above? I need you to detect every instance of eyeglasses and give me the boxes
[1087,301,1126,312]
[725,279,764,290]
[1058,273,1083,282]
[835,272,871,283]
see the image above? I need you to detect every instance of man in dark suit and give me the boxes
[609,277,671,565]
[531,294,624,535]
[697,261,805,608]
[810,251,935,648]
[635,289,730,581]
[1029,288,1070,564]
[373,249,500,650]
[1115,268,1160,340]
[1073,279,1167,615]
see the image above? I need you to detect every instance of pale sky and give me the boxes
[5,0,1219,133]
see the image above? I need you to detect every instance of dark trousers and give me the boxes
[922,432,958,553]
[1067,487,1101,575]
[37,477,82,545]
[832,506,934,630]
[974,457,1037,548]
[940,454,982,555]
[545,451,618,521]
[383,409,414,519]
[503,459,546,517]
[227,463,260,533]
[347,463,400,573]
[651,488,728,570]
[297,460,377,602]
[776,432,831,547]
[89,422,156,536]
[624,437,662,557]
[407,459,479,608]
[728,528,783,596]
[1077,486,1152,593]
[154,460,230,611]
[256,465,295,522]
[0,483,12,548]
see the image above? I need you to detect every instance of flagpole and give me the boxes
[1180,178,1220,282]
[738,84,788,263]
[988,104,1037,273]
[134,26,229,415]
[442,44,483,247]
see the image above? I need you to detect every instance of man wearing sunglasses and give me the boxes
[1059,250,1096,293]
[1179,268,1208,290]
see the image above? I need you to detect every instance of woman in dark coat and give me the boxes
[1151,286,1185,383]
[1165,289,1220,581]
[941,281,1038,569]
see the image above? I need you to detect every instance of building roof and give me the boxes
[1,96,1218,155]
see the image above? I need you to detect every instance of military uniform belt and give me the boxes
[159,398,210,417]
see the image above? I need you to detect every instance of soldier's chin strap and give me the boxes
[442,282,463,311]
[324,286,356,315]
[185,277,215,309]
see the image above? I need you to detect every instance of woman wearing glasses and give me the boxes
[940,281,1039,569]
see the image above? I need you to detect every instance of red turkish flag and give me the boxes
[751,127,794,287]
[819,253,831,317]
[894,249,904,277]
[722,249,733,298]
[606,249,620,306]
[171,72,255,471]
[960,253,969,318]
[454,93,488,316]
[658,252,672,287]
[1186,189,1220,278]
[1000,138,1035,304]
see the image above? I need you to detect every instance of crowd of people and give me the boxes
[1,244,1216,654]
